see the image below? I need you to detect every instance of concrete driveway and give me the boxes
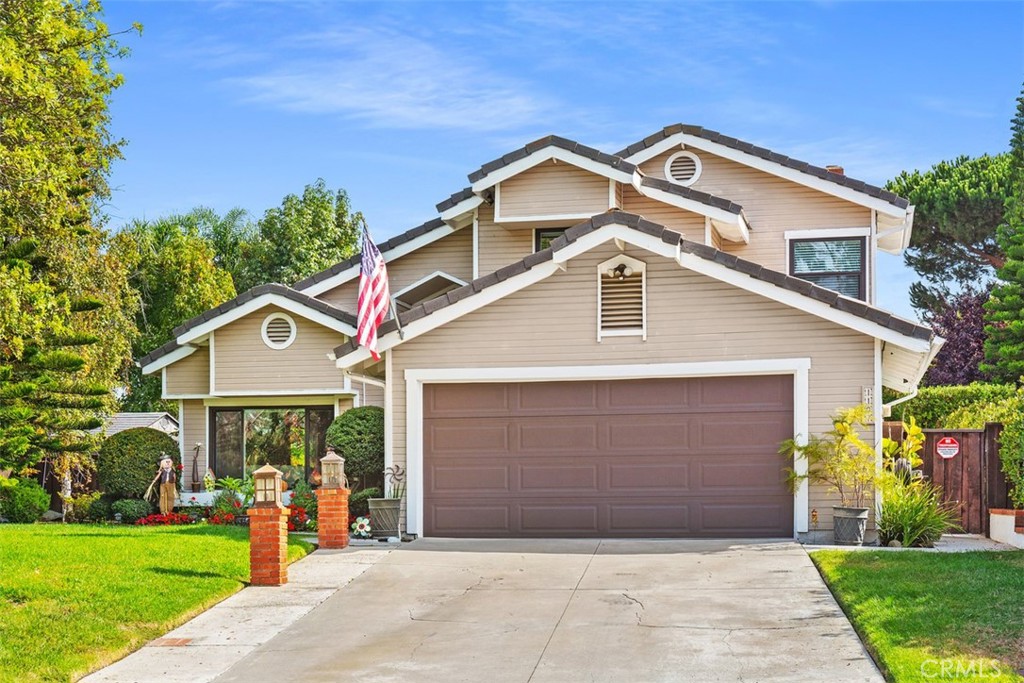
[215,539,882,683]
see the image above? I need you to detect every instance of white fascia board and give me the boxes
[336,260,565,368]
[440,195,483,223]
[176,294,356,345]
[635,183,749,243]
[711,215,750,244]
[202,395,346,407]
[393,271,469,300]
[140,344,198,375]
[299,225,457,296]
[626,133,909,220]
[206,388,355,397]
[470,147,635,193]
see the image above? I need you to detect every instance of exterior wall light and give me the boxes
[320,447,348,489]
[253,464,283,508]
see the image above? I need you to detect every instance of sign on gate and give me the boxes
[936,436,960,459]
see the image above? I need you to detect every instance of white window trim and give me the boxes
[404,359,812,539]
[783,227,871,241]
[664,150,702,186]
[597,253,647,341]
[261,312,297,350]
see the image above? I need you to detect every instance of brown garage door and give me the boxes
[423,376,794,538]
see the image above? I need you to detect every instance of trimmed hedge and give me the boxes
[325,407,384,482]
[887,383,1017,428]
[110,498,153,523]
[96,428,179,499]
[0,478,50,522]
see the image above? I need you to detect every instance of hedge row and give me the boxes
[887,383,1017,428]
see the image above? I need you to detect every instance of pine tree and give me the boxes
[982,84,1024,383]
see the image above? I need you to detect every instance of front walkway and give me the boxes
[210,539,883,683]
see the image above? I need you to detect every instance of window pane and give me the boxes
[535,228,567,252]
[801,273,861,298]
[244,409,305,485]
[792,239,862,274]
[213,410,243,479]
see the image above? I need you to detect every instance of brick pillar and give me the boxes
[248,506,289,586]
[315,487,350,549]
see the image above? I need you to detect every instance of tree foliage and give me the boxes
[921,289,990,386]
[983,85,1024,384]
[887,154,1013,313]
[325,407,384,486]
[0,0,138,477]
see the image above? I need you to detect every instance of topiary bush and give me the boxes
[0,478,51,523]
[110,498,153,523]
[96,428,179,499]
[86,494,117,522]
[349,486,380,518]
[325,407,384,487]
[887,383,1017,427]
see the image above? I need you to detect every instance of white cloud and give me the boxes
[226,26,553,132]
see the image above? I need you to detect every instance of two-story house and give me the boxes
[139,124,942,541]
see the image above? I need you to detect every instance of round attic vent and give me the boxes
[261,313,296,350]
[665,151,702,186]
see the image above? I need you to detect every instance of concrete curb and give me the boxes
[80,547,392,683]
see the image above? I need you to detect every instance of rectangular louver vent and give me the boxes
[600,273,644,330]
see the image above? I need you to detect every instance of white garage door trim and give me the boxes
[404,358,811,539]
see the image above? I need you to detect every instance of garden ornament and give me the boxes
[144,453,177,515]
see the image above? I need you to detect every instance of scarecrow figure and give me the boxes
[147,453,177,515]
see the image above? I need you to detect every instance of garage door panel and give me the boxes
[422,377,793,538]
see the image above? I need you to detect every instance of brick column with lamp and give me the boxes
[316,447,351,549]
[248,464,289,586]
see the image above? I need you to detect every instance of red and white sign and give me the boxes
[936,437,960,459]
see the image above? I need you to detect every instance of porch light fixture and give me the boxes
[320,447,347,489]
[606,263,634,280]
[253,464,283,508]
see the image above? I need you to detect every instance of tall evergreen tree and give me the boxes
[982,84,1024,383]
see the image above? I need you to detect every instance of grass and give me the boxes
[0,524,313,683]
[812,550,1024,683]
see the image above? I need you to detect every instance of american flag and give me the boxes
[357,227,391,361]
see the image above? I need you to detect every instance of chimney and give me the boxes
[825,165,845,176]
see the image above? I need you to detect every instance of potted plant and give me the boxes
[779,404,877,545]
[368,465,404,539]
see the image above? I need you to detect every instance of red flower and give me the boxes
[233,500,241,508]
[287,522,295,531]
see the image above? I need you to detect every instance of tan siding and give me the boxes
[498,160,610,218]
[165,346,209,395]
[477,202,533,276]
[640,150,871,272]
[354,381,385,408]
[710,225,723,250]
[391,242,874,531]
[317,228,474,311]
[181,399,208,478]
[213,306,347,393]
[620,186,707,243]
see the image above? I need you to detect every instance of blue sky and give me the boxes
[101,1,1023,319]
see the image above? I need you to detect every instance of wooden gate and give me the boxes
[918,425,1009,535]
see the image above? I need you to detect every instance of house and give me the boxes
[138,124,942,541]
[96,412,179,438]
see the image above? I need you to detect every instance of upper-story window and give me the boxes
[789,237,866,300]
[534,228,567,251]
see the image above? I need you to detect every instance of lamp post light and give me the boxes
[320,448,347,489]
[252,464,283,508]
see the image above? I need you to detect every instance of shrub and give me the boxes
[86,493,117,522]
[110,498,153,523]
[941,396,1022,429]
[349,487,380,518]
[0,478,51,523]
[887,383,1016,428]
[210,490,244,518]
[290,480,317,520]
[878,478,962,547]
[287,504,313,532]
[326,407,384,485]
[65,491,101,523]
[96,428,180,499]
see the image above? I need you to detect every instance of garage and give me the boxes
[422,375,795,538]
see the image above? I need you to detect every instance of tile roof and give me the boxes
[638,176,743,215]
[333,210,931,360]
[616,124,910,210]
[435,187,476,213]
[95,412,178,437]
[292,218,447,291]
[467,135,638,184]
[138,283,357,368]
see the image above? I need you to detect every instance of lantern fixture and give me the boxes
[320,447,347,489]
[253,464,283,508]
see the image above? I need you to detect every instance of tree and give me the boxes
[113,211,236,412]
[983,85,1024,384]
[0,0,138,496]
[922,290,990,386]
[887,154,1013,313]
[235,180,362,291]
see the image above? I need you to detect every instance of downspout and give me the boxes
[882,388,917,419]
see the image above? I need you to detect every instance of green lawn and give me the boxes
[813,550,1024,683]
[0,524,313,683]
